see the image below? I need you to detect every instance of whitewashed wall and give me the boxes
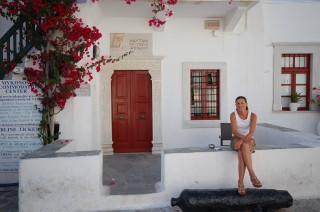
[19,127,320,211]
[54,1,320,151]
[261,1,320,134]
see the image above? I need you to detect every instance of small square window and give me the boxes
[182,62,228,128]
[272,43,320,112]
[190,69,220,120]
[281,54,310,111]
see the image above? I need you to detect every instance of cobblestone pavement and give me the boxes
[1,186,320,212]
[0,186,18,212]
[103,199,320,211]
[125,199,320,212]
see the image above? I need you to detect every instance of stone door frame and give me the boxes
[100,57,163,155]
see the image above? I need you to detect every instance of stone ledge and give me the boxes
[257,123,298,132]
[164,143,309,154]
[21,140,100,159]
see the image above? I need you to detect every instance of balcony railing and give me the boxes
[0,17,35,79]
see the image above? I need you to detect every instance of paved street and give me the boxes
[2,186,320,211]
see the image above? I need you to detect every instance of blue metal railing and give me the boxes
[0,17,34,79]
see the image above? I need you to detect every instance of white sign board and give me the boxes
[75,84,90,97]
[0,80,42,185]
[110,33,153,57]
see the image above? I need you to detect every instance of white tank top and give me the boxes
[235,110,251,136]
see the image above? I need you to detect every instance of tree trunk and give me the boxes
[48,107,55,141]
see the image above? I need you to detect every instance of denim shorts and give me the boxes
[230,137,256,153]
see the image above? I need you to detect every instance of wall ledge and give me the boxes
[21,140,101,159]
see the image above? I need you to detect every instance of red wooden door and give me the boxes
[111,70,153,153]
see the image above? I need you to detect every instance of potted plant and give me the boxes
[289,92,301,111]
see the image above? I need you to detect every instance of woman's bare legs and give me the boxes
[237,149,246,185]
[236,140,247,195]
[239,142,255,178]
[238,142,262,188]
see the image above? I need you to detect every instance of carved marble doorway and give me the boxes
[100,58,163,155]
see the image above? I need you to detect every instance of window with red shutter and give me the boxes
[281,54,310,111]
[190,69,220,120]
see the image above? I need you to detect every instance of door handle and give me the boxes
[140,115,145,120]
[119,115,124,120]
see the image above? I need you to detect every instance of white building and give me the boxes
[1,0,320,211]
[53,0,320,153]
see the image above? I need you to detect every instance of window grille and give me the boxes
[190,69,220,120]
[281,54,310,110]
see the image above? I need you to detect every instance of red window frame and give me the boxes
[281,54,310,111]
[190,69,220,120]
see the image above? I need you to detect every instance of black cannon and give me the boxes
[171,188,293,212]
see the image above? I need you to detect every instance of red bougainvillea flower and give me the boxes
[126,0,178,28]
[1,0,132,144]
[125,0,136,5]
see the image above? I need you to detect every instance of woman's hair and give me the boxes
[235,96,249,110]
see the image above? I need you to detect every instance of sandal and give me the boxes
[238,184,246,196]
[251,176,262,188]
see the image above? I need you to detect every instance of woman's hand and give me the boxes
[243,135,253,143]
[234,139,243,150]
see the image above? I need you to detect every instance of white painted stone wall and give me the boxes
[19,125,320,211]
[255,124,320,147]
[164,147,320,201]
[19,148,103,211]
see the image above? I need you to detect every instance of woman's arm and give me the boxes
[243,112,257,143]
[230,112,245,140]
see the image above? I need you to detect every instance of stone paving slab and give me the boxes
[103,153,161,195]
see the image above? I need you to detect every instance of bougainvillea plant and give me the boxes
[0,0,180,145]
[310,87,320,106]
[125,0,178,28]
[0,0,130,145]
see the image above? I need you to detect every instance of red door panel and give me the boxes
[111,72,130,151]
[111,70,152,153]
